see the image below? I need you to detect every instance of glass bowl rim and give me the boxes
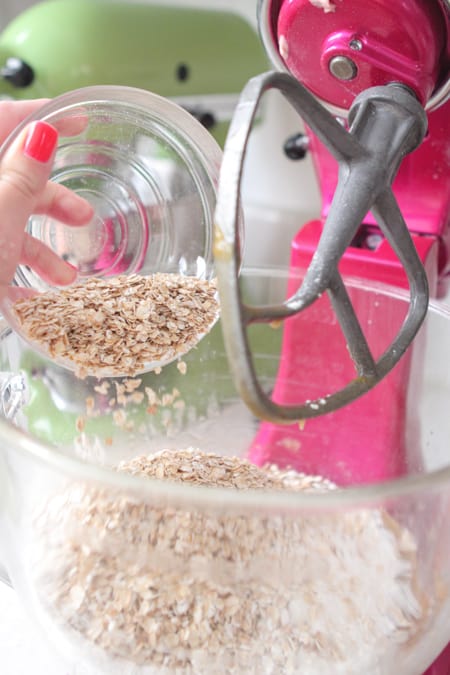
[0,84,224,175]
[1,266,449,511]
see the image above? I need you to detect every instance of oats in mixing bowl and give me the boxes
[31,449,425,675]
[12,273,218,378]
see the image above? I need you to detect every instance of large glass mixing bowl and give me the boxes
[0,267,449,675]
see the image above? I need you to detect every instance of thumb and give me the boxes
[0,121,58,287]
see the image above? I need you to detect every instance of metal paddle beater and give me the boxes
[214,71,429,424]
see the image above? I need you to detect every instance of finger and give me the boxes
[2,285,38,304]
[52,113,89,137]
[35,181,94,225]
[0,99,50,141]
[0,120,58,287]
[0,100,89,146]
[19,232,78,286]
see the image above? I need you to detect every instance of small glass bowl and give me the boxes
[0,85,233,377]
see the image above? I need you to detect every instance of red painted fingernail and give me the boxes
[23,121,58,163]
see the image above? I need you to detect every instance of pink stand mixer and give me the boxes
[215,0,450,672]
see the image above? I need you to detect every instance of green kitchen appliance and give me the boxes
[0,0,268,145]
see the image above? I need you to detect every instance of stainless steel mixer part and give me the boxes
[214,71,428,423]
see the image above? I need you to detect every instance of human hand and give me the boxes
[0,100,94,295]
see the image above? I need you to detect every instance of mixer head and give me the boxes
[214,0,450,423]
[257,0,450,114]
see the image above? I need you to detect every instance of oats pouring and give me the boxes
[11,273,219,379]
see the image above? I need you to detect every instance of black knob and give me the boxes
[186,108,216,131]
[283,133,310,160]
[1,57,34,88]
[197,111,215,130]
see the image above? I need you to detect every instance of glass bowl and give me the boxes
[0,85,228,378]
[0,267,449,675]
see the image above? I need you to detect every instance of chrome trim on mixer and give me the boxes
[427,80,450,111]
[257,0,289,76]
[0,371,28,421]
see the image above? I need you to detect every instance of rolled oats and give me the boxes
[32,449,425,674]
[13,274,218,379]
